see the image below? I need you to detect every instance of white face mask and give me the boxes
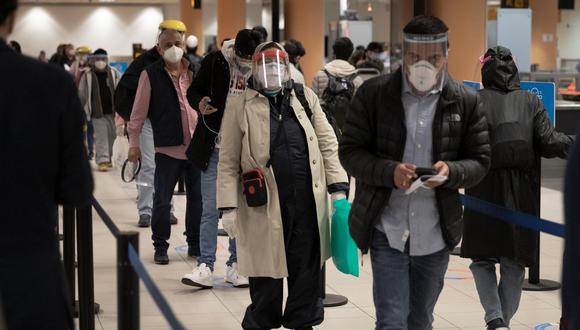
[236,57,253,76]
[94,60,107,71]
[407,60,439,93]
[163,46,184,64]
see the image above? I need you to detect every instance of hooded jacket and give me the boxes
[312,60,364,101]
[461,46,574,265]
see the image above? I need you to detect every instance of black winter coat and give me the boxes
[563,127,580,329]
[339,69,491,253]
[186,51,231,170]
[114,47,161,121]
[0,40,93,329]
[461,47,573,265]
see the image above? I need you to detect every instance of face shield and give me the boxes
[403,33,448,94]
[91,54,108,71]
[252,43,291,97]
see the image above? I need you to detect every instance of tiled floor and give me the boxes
[78,161,567,330]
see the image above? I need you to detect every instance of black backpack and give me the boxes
[320,70,357,137]
[293,82,343,141]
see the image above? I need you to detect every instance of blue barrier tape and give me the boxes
[127,244,186,330]
[91,197,121,237]
[460,195,565,238]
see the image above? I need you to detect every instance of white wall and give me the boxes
[11,4,165,58]
[202,0,217,50]
[247,2,263,30]
[557,0,580,64]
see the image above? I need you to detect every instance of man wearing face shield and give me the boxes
[70,46,92,86]
[181,29,261,289]
[78,48,122,172]
[127,20,202,265]
[339,16,491,329]
[215,42,348,329]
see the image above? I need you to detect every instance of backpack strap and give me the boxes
[292,82,313,120]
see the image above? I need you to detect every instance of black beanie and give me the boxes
[93,48,108,56]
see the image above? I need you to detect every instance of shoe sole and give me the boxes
[181,278,213,289]
[154,260,169,265]
[225,280,250,288]
[138,223,150,228]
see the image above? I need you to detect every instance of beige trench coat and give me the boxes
[217,86,348,279]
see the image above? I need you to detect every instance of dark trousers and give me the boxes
[86,120,94,157]
[0,242,74,330]
[242,189,323,330]
[152,153,201,250]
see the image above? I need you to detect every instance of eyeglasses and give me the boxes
[404,52,446,66]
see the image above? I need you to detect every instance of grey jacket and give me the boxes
[79,67,121,119]
[312,59,364,102]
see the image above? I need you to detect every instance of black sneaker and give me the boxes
[170,214,178,225]
[188,245,200,257]
[487,318,509,330]
[138,214,151,228]
[154,250,169,265]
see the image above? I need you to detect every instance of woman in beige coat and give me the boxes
[216,42,349,330]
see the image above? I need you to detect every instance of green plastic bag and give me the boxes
[331,198,359,277]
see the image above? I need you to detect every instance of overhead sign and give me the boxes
[463,80,556,126]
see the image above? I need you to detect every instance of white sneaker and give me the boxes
[181,263,214,289]
[226,263,249,288]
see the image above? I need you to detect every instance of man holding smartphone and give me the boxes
[339,16,490,328]
[181,29,263,288]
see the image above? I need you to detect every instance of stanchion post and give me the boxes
[63,206,77,312]
[118,231,140,330]
[320,264,348,307]
[522,158,561,292]
[76,206,96,330]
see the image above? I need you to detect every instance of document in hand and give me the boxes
[405,175,448,195]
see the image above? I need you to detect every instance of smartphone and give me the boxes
[415,167,438,177]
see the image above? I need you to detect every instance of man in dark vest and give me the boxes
[127,20,202,265]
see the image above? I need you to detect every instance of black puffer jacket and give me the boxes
[339,69,491,253]
[461,46,574,265]
[114,48,161,121]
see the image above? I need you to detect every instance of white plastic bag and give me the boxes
[112,135,129,169]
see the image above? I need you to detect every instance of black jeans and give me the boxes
[151,153,202,251]
[241,188,323,330]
